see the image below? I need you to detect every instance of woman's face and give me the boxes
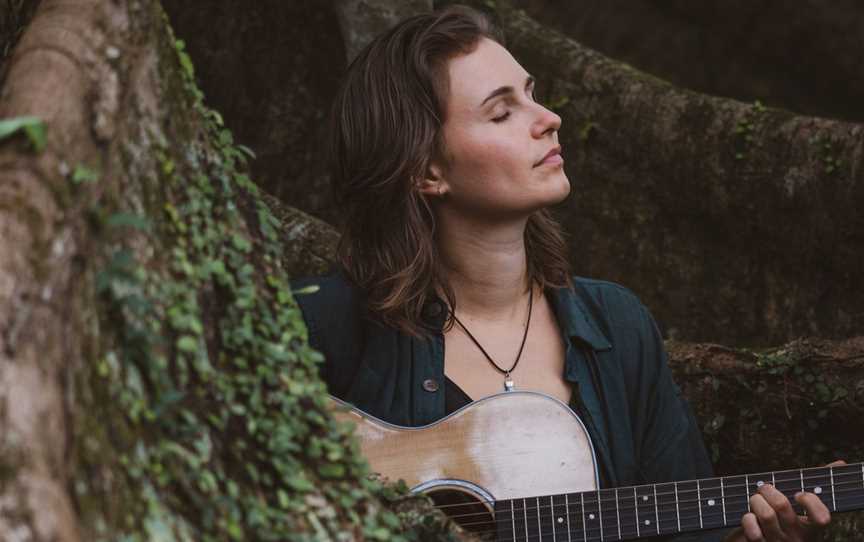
[431,37,570,221]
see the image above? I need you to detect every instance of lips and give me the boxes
[534,145,562,167]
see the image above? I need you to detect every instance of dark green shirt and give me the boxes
[293,271,729,541]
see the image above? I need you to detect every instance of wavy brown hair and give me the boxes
[328,4,573,337]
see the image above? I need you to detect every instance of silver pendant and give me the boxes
[504,375,514,392]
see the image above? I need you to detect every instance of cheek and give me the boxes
[450,137,524,184]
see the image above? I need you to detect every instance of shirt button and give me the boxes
[423,300,444,320]
[422,379,440,392]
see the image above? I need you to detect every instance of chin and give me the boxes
[547,171,571,204]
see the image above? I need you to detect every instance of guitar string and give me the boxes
[435,490,864,542]
[455,490,856,528]
[437,484,864,533]
[431,479,864,525]
[425,471,864,514]
[453,498,864,542]
[444,485,864,542]
[427,478,864,524]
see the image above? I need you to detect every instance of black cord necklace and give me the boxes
[450,286,533,392]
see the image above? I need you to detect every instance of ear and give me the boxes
[415,161,449,197]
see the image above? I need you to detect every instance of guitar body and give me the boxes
[331,391,864,540]
[331,391,598,533]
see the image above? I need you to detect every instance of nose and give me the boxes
[530,102,562,139]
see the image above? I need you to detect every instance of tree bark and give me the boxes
[485,0,864,346]
[332,0,433,63]
[0,0,458,539]
[518,0,864,124]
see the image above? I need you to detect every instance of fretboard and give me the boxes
[493,462,864,541]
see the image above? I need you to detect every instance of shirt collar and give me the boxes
[548,285,613,351]
[423,285,613,351]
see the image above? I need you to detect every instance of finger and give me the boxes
[795,491,831,529]
[740,512,765,542]
[825,459,846,467]
[749,491,783,540]
[758,483,798,528]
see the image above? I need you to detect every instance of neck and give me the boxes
[436,213,531,321]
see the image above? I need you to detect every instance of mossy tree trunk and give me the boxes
[1,0,862,540]
[0,0,457,539]
[518,0,864,124]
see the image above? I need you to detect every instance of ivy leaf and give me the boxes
[0,116,46,151]
[177,335,198,353]
[291,285,319,295]
[106,212,152,232]
[318,463,346,479]
[72,164,99,184]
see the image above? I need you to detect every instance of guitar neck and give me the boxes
[494,462,864,541]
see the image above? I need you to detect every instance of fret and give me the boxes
[802,466,833,512]
[721,475,748,526]
[598,488,619,541]
[833,463,864,512]
[581,490,601,541]
[676,480,701,532]
[697,480,702,529]
[655,482,678,535]
[634,485,658,537]
[525,496,541,541]
[698,477,725,530]
[513,498,527,542]
[616,486,638,539]
[552,494,570,542]
[774,468,806,515]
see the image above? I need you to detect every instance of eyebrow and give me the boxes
[479,75,535,108]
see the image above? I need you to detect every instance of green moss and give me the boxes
[732,100,766,161]
[808,133,846,175]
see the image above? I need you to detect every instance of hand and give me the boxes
[723,460,846,542]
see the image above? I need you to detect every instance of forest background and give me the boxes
[0,0,863,539]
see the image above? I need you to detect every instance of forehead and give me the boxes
[445,38,528,115]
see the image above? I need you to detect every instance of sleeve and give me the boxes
[636,304,732,542]
[290,273,365,398]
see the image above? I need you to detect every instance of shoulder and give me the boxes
[562,276,667,367]
[569,276,653,335]
[291,270,363,317]
[290,270,366,358]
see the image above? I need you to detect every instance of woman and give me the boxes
[293,5,832,541]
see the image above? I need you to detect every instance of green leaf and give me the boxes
[236,144,256,159]
[72,164,100,184]
[177,335,198,353]
[106,212,152,232]
[0,116,46,151]
[291,285,319,295]
[318,463,346,478]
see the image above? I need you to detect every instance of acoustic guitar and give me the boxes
[330,390,863,541]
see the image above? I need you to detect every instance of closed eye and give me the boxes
[492,111,511,123]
